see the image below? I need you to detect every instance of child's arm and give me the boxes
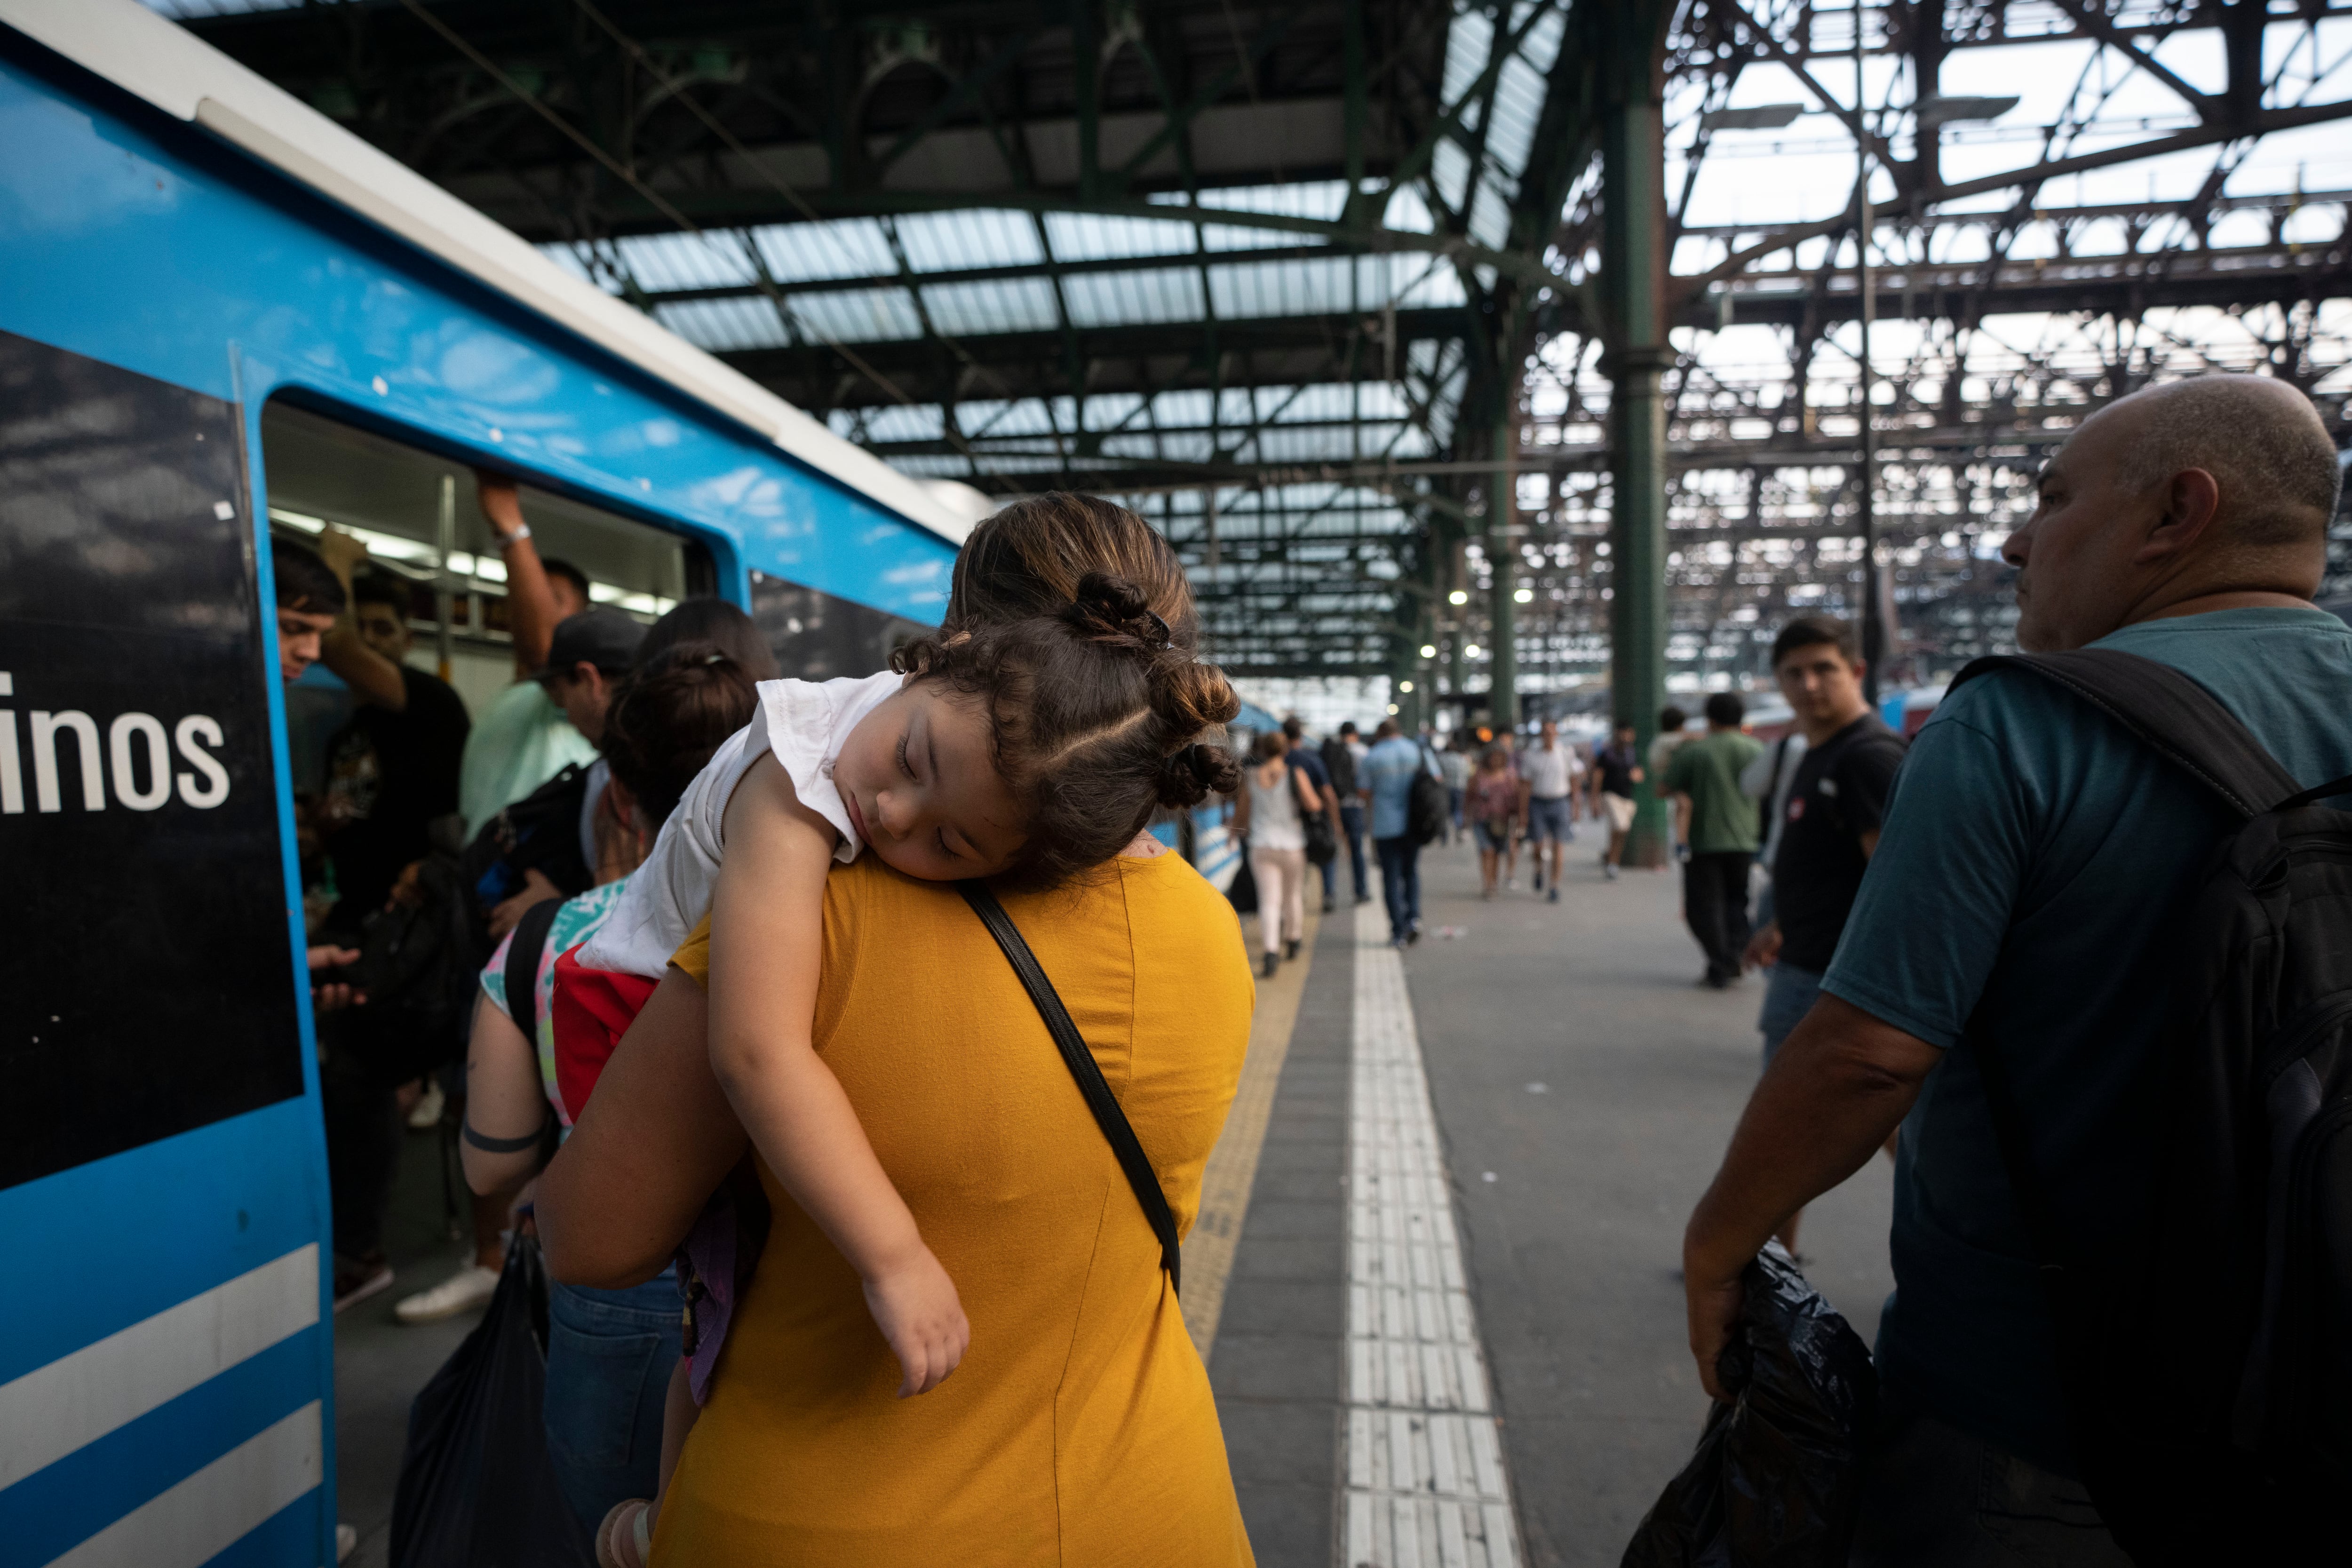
[707,752,969,1397]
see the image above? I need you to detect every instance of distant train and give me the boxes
[0,5,1230,1564]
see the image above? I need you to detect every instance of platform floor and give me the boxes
[329,828,1895,1568]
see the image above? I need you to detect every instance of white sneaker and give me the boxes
[405,1080,446,1131]
[394,1262,500,1325]
[337,1523,359,1564]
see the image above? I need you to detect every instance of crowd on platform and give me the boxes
[270,372,2346,1567]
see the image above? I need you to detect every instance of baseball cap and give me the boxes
[537,607,645,681]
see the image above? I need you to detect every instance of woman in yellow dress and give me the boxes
[540,495,1257,1562]
[541,831,1255,1565]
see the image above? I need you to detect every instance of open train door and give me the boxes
[0,331,335,1566]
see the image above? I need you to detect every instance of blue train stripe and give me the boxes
[4,1335,319,1568]
[43,1401,319,1568]
[0,1102,326,1387]
[0,1246,315,1491]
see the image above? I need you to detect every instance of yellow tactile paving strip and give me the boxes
[1181,907,1318,1363]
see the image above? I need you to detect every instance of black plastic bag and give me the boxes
[389,1234,596,1568]
[1227,848,1260,915]
[1622,1243,1877,1568]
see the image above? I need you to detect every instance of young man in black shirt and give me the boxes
[1740,614,1905,1249]
[1587,720,1644,880]
[318,570,472,929]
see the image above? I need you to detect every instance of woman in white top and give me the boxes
[1228,729,1322,978]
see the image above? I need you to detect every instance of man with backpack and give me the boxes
[1320,720,1372,909]
[1361,718,1443,948]
[1680,374,2350,1562]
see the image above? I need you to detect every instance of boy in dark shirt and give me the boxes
[1741,615,1904,1248]
[319,571,472,930]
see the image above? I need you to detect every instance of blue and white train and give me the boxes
[0,2,1173,1563]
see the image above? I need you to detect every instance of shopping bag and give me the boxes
[1621,1242,1876,1568]
[389,1233,596,1568]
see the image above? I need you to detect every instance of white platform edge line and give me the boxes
[1340,901,1524,1567]
[0,1245,318,1491]
[44,1400,322,1568]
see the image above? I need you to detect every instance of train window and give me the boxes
[750,569,933,683]
[261,401,707,728]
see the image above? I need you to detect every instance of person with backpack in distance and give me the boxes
[1362,718,1443,947]
[1320,719,1372,908]
[1679,374,2352,1565]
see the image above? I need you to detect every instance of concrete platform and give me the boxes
[1206,831,1894,1567]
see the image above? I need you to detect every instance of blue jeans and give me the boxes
[1757,960,1824,1065]
[544,1271,683,1533]
[1375,834,1422,941]
[1526,795,1573,843]
[1334,803,1369,900]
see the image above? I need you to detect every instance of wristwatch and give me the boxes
[497,524,532,546]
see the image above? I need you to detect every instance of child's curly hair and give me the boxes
[893,573,1243,889]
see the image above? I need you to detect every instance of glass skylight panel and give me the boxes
[788,286,924,342]
[919,276,1062,337]
[749,219,897,285]
[652,297,792,353]
[1440,6,1495,115]
[1485,55,1549,182]
[893,209,1044,272]
[861,403,945,443]
[615,231,759,293]
[1469,183,1513,249]
[536,244,597,285]
[1514,1,1566,77]
[1060,268,1207,327]
[1208,256,1359,319]
[1042,211,1198,260]
[1430,140,1473,214]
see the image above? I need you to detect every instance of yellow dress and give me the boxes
[656,850,1256,1567]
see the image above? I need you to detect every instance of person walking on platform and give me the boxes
[1662,693,1762,988]
[1439,740,1472,842]
[1280,715,1344,913]
[1521,718,1579,902]
[1465,745,1522,900]
[1321,720,1372,907]
[1682,375,2352,1562]
[1589,721,1643,879]
[1362,719,1438,946]
[1739,614,1904,1253]
[1230,730,1318,976]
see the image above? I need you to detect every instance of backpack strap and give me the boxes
[503,896,563,1043]
[957,881,1182,1294]
[1950,650,2302,819]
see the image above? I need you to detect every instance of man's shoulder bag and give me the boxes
[1950,648,2352,1564]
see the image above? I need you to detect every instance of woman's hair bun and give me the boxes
[1149,659,1240,732]
[1157,742,1242,808]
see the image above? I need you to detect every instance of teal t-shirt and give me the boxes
[1824,607,2352,1474]
[1662,729,1765,853]
[458,680,598,837]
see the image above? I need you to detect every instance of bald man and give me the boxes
[1679,375,2348,1563]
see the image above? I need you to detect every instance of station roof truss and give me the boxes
[164,0,2352,685]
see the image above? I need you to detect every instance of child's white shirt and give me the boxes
[574,669,900,979]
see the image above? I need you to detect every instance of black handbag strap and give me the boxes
[504,896,563,1043]
[958,881,1182,1294]
[1950,649,2302,819]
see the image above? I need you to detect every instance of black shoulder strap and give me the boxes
[958,881,1182,1294]
[1950,650,2301,819]
[504,896,563,1043]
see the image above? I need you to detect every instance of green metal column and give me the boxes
[1600,5,1674,867]
[1487,420,1518,732]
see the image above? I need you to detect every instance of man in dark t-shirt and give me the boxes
[320,571,471,929]
[1588,721,1644,879]
[1740,614,1903,1249]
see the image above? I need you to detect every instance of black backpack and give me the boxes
[1950,650,2352,1563]
[1406,743,1449,846]
[339,840,481,1088]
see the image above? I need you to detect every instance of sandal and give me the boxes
[596,1499,653,1568]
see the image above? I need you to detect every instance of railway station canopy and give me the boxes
[159,0,2352,700]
